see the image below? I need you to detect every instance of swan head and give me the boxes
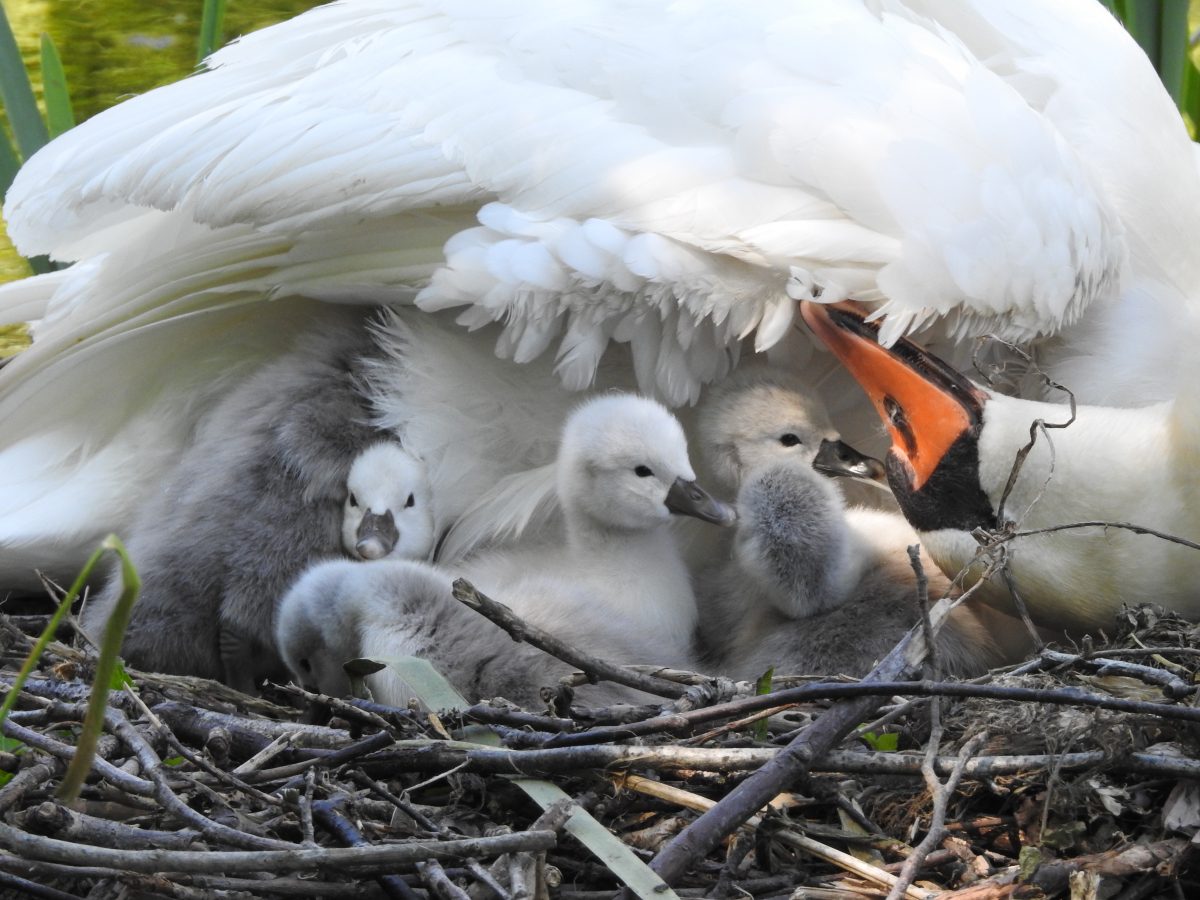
[557,394,735,532]
[800,300,997,533]
[697,367,884,493]
[341,442,435,561]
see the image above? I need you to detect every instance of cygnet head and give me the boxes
[698,368,884,492]
[342,442,434,561]
[276,559,367,700]
[557,394,735,532]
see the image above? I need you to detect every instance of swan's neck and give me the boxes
[976,395,1180,527]
[922,394,1200,631]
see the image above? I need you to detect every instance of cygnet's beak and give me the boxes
[665,477,737,526]
[813,438,887,485]
[355,510,399,560]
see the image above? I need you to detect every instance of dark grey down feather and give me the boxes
[698,460,1008,680]
[82,307,401,691]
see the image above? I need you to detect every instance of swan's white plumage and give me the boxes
[0,0,1194,582]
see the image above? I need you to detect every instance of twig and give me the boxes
[357,740,1200,780]
[452,579,688,699]
[104,706,293,851]
[886,718,987,900]
[646,626,925,886]
[618,774,931,900]
[314,794,420,900]
[13,800,204,851]
[0,822,557,874]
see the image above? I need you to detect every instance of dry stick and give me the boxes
[452,579,688,699]
[103,706,293,851]
[544,675,1200,750]
[0,823,556,876]
[419,859,473,900]
[0,869,81,900]
[646,625,925,887]
[0,715,155,796]
[886,723,987,900]
[277,682,403,732]
[245,729,396,784]
[357,740,1200,780]
[350,770,512,900]
[300,767,317,846]
[314,793,420,900]
[13,800,204,851]
[1034,648,1194,697]
[618,775,930,900]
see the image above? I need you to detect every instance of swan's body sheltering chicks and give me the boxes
[0,0,1197,639]
[276,393,733,706]
[83,316,434,692]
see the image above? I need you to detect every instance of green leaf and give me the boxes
[0,128,20,199]
[57,535,142,803]
[1122,0,1163,67]
[0,545,106,728]
[162,755,185,767]
[364,656,681,900]
[1156,0,1190,105]
[860,730,900,752]
[197,0,229,65]
[752,667,773,741]
[0,736,24,753]
[1182,55,1200,139]
[39,33,74,138]
[108,659,134,692]
[0,0,48,160]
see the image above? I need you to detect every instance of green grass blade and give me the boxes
[0,543,110,727]
[197,0,228,65]
[1123,0,1163,66]
[1156,0,1190,106]
[1182,51,1200,139]
[39,33,74,138]
[0,129,20,199]
[0,0,48,159]
[57,535,141,802]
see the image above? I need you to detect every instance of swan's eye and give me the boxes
[634,465,653,478]
[405,493,415,508]
[779,433,802,447]
[348,493,358,508]
[298,658,313,674]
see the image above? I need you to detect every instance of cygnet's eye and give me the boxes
[405,493,415,508]
[298,658,313,674]
[779,433,802,447]
[634,465,654,478]
[348,493,359,508]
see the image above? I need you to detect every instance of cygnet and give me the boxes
[708,459,1012,679]
[693,369,1027,678]
[276,393,734,706]
[83,314,435,693]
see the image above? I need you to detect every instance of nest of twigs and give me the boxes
[0,589,1197,900]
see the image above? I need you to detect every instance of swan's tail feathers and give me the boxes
[436,464,559,564]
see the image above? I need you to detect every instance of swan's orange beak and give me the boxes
[799,301,988,492]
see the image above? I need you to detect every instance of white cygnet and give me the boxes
[276,394,734,707]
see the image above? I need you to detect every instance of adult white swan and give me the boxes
[0,0,1195,593]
